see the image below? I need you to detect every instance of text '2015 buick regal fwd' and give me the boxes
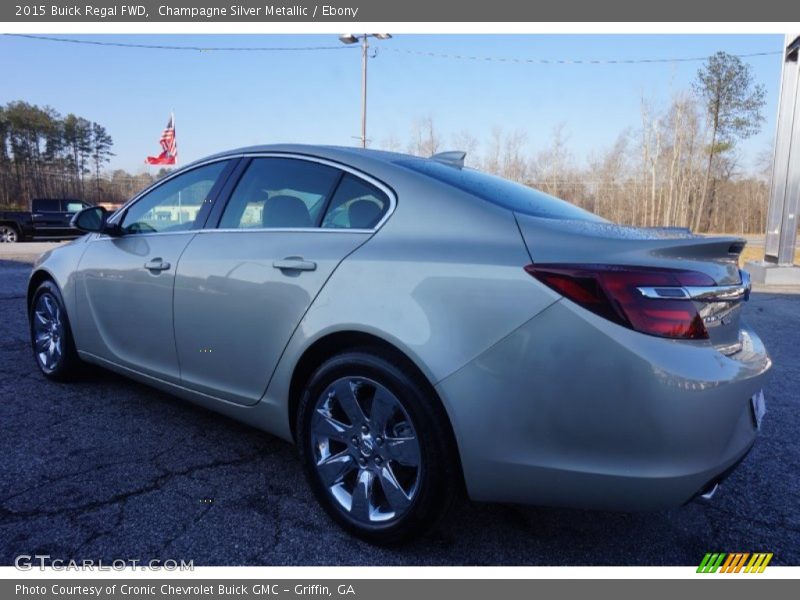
[28,144,771,543]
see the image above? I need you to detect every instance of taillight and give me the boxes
[525,264,715,340]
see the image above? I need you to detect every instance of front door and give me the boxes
[73,160,232,382]
[173,156,392,405]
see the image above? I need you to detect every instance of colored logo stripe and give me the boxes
[697,552,773,573]
[697,553,726,573]
[745,553,773,573]
[721,553,749,573]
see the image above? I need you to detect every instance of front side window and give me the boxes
[63,201,85,213]
[120,161,228,235]
[219,158,341,229]
[321,175,390,229]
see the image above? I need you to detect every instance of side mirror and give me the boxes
[70,206,119,236]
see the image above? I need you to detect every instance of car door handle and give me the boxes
[144,258,171,272]
[272,257,317,272]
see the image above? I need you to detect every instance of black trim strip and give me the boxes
[205,157,251,229]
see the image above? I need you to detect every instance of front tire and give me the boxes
[297,350,457,544]
[0,224,21,243]
[29,280,82,381]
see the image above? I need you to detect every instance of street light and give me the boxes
[339,33,393,148]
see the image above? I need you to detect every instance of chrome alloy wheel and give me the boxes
[32,292,64,371]
[0,225,18,243]
[310,377,422,525]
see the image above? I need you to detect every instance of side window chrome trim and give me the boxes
[90,230,199,242]
[106,156,243,227]
[197,227,374,235]
[221,152,397,233]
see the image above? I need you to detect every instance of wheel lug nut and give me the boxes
[375,437,383,445]
[358,457,366,467]
[374,457,382,465]
[361,425,369,433]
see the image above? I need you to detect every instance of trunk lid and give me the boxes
[515,213,749,353]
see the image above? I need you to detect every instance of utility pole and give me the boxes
[360,34,368,149]
[339,34,392,148]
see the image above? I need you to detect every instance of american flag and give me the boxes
[145,114,177,165]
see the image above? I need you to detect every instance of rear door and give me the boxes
[173,156,393,405]
[30,199,63,237]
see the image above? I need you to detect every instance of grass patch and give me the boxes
[739,246,800,267]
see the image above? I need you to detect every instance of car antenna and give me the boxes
[430,150,466,169]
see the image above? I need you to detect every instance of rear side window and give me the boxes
[220,158,341,229]
[322,175,390,229]
[397,159,605,222]
[33,199,60,212]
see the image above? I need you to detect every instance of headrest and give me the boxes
[262,195,311,228]
[347,199,382,229]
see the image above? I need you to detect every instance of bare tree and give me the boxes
[407,115,441,157]
[482,126,503,175]
[501,129,528,182]
[378,133,402,152]
[530,123,571,198]
[451,129,479,167]
[587,132,629,222]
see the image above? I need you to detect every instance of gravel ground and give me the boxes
[0,245,798,566]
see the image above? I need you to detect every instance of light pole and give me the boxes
[339,33,392,148]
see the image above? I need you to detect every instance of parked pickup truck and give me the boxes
[0,198,92,243]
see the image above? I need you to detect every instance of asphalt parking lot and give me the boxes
[0,243,798,566]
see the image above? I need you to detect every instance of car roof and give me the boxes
[188,144,427,177]
[208,144,409,162]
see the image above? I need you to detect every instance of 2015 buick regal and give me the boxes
[28,145,771,543]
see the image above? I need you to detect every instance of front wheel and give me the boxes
[297,350,458,544]
[29,280,82,381]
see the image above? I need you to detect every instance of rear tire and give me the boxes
[297,350,457,544]
[29,280,82,381]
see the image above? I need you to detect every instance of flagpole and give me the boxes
[173,111,180,223]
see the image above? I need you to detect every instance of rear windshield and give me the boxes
[397,159,605,222]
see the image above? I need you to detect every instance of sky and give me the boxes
[0,33,785,174]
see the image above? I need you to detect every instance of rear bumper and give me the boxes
[435,299,771,510]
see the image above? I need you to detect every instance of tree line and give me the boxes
[0,100,174,209]
[384,52,770,234]
[0,100,117,208]
[2,52,771,233]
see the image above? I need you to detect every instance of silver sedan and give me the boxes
[28,145,771,543]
